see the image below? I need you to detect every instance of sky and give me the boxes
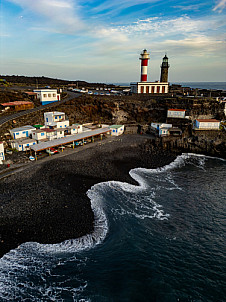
[0,0,226,83]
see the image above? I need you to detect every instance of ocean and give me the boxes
[114,82,226,91]
[0,154,225,301]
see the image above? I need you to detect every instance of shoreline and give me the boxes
[0,135,177,258]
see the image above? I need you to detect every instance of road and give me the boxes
[0,91,79,127]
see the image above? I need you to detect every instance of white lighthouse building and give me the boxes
[130,49,169,94]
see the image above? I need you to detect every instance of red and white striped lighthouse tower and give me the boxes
[140,49,150,82]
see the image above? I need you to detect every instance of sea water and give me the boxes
[0,154,225,301]
[114,82,226,90]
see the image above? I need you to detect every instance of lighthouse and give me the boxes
[160,54,170,83]
[130,49,169,94]
[140,49,150,82]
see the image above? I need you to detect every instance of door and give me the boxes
[141,86,144,93]
[151,86,155,93]
[162,86,165,93]
[146,86,149,93]
[157,86,160,93]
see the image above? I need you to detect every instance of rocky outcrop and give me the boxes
[158,131,226,158]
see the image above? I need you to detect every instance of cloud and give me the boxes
[91,0,160,15]
[172,4,203,11]
[8,0,85,32]
[213,0,226,12]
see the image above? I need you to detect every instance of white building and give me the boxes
[31,129,47,142]
[194,119,220,130]
[33,89,60,105]
[10,125,36,140]
[11,138,37,151]
[44,112,69,129]
[41,128,57,141]
[55,128,65,139]
[151,123,172,137]
[167,109,186,119]
[0,142,5,164]
[67,124,83,135]
[130,82,169,94]
[110,125,124,136]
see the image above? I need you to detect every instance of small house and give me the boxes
[41,128,57,141]
[167,109,186,119]
[67,124,83,135]
[10,125,36,139]
[55,128,65,139]
[44,112,69,128]
[110,125,125,136]
[194,119,220,130]
[11,138,37,151]
[31,129,47,141]
[150,123,172,137]
[0,142,5,164]
[33,89,60,105]
[1,101,34,111]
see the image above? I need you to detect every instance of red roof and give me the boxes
[168,109,186,111]
[24,92,37,95]
[196,119,220,122]
[41,128,55,133]
[1,101,33,106]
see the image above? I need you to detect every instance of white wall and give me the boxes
[71,125,83,134]
[110,125,124,136]
[32,130,47,141]
[34,90,60,103]
[196,120,220,129]
[167,110,185,118]
[12,140,36,151]
[10,127,35,139]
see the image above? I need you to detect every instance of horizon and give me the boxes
[1,0,226,83]
[1,75,226,85]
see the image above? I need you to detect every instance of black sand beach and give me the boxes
[0,135,177,258]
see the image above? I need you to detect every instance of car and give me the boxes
[29,156,35,161]
[46,148,58,155]
[106,93,110,96]
[100,93,105,95]
[94,92,99,95]
[88,91,93,95]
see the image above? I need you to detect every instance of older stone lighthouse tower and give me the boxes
[160,54,169,82]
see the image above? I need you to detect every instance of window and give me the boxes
[16,132,19,135]
[65,125,66,127]
[27,144,29,146]
[53,94,56,97]
[19,145,21,147]
[43,94,47,97]
[46,118,48,122]
[59,115,61,119]
[60,126,62,128]
[22,131,26,134]
[33,143,35,145]
[41,132,44,136]
[55,116,57,119]
[113,129,115,132]
[48,94,51,97]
